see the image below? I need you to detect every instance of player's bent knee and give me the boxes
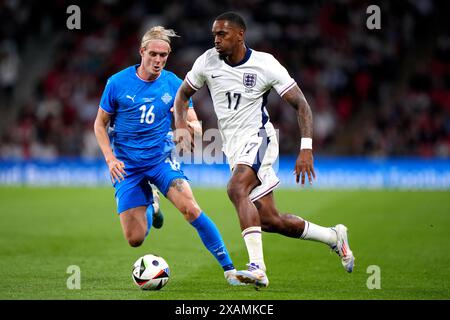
[178,201,201,222]
[227,182,249,203]
[123,228,146,247]
[127,235,145,247]
[128,239,144,248]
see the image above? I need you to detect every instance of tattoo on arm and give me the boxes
[175,81,196,124]
[170,178,185,192]
[282,85,313,138]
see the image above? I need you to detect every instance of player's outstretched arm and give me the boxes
[174,81,197,150]
[174,80,196,127]
[93,108,126,183]
[281,85,316,185]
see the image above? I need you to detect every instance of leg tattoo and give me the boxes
[170,178,185,192]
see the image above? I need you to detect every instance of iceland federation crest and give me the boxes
[161,92,172,104]
[243,73,257,88]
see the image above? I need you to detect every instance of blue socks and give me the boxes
[145,209,234,271]
[145,204,154,237]
[190,212,235,272]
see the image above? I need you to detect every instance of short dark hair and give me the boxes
[215,11,246,31]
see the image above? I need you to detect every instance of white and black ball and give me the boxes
[131,254,170,290]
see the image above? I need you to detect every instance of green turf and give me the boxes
[0,187,449,300]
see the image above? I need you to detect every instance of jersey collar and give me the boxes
[224,45,252,67]
[134,64,162,82]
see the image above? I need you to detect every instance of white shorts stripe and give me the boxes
[250,180,280,202]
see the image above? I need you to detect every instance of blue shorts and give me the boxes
[113,155,187,214]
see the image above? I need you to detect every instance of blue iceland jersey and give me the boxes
[99,65,191,168]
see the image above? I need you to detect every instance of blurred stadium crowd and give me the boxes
[0,0,449,159]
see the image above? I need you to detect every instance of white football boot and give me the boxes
[330,224,355,273]
[235,263,269,288]
[224,269,246,286]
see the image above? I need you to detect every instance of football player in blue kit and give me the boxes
[94,26,246,286]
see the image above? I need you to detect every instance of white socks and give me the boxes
[241,221,337,270]
[300,220,337,247]
[242,226,266,271]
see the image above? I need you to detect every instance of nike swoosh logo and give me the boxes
[211,74,222,78]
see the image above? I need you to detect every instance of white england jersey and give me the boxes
[185,47,296,157]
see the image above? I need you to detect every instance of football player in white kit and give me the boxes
[174,12,355,288]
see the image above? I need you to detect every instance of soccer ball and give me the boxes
[131,254,170,290]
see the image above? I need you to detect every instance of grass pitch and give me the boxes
[0,187,449,300]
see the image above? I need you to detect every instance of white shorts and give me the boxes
[227,133,280,202]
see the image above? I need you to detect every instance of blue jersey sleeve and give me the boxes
[99,78,116,114]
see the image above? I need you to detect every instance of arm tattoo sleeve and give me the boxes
[174,81,196,124]
[282,85,313,138]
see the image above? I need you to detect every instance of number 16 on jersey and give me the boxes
[139,105,155,124]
